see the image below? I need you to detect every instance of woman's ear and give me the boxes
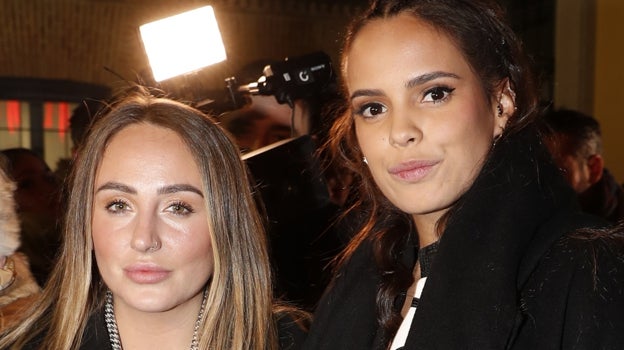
[492,79,516,137]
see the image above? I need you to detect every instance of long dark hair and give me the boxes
[326,0,539,341]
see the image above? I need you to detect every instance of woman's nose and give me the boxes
[130,213,161,253]
[388,110,422,147]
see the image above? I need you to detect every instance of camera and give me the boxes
[229,51,334,108]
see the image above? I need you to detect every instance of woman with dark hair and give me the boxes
[0,86,307,349]
[303,0,624,349]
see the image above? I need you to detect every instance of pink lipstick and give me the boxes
[124,264,171,284]
[388,160,439,182]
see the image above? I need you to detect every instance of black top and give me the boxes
[23,305,308,349]
[302,128,624,350]
[417,241,438,278]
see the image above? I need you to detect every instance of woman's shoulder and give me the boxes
[517,222,624,347]
[335,237,377,274]
[551,222,624,274]
[534,221,624,289]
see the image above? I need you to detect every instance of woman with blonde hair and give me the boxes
[0,154,40,331]
[0,86,306,349]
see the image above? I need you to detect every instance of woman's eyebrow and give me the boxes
[95,181,136,194]
[405,71,460,89]
[157,184,204,197]
[350,88,384,101]
[350,71,461,101]
[95,182,204,198]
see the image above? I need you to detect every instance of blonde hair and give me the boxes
[0,155,20,257]
[0,87,278,349]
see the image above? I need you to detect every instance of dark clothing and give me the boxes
[16,213,61,286]
[24,306,308,349]
[80,309,111,350]
[302,129,624,349]
[245,136,346,310]
[579,168,624,223]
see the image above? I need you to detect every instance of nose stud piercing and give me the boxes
[147,241,160,252]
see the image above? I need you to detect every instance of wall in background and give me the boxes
[1,0,621,181]
[0,0,360,172]
[554,0,623,183]
[594,0,624,183]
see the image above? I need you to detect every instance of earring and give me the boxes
[493,125,505,147]
[363,156,368,165]
[497,104,503,116]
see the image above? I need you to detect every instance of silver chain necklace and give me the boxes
[104,288,208,350]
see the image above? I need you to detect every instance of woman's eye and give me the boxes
[423,86,455,103]
[167,202,194,216]
[106,200,128,213]
[357,103,387,118]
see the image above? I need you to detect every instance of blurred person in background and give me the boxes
[541,108,624,223]
[0,153,40,330]
[0,148,62,286]
[55,98,107,182]
[220,56,349,311]
[221,93,307,153]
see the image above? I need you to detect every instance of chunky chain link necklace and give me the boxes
[104,289,208,350]
[0,257,16,292]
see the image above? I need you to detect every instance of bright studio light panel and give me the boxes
[139,6,227,82]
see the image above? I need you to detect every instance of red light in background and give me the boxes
[6,100,20,133]
[58,102,69,137]
[44,102,54,129]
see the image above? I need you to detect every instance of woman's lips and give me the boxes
[124,264,171,284]
[389,160,439,182]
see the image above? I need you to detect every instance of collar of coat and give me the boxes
[402,127,598,349]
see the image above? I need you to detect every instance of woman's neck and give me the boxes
[113,292,204,350]
[412,212,442,248]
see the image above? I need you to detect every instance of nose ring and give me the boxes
[147,241,161,252]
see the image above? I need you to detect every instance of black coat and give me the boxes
[302,129,624,350]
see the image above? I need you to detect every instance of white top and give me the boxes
[389,277,428,350]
